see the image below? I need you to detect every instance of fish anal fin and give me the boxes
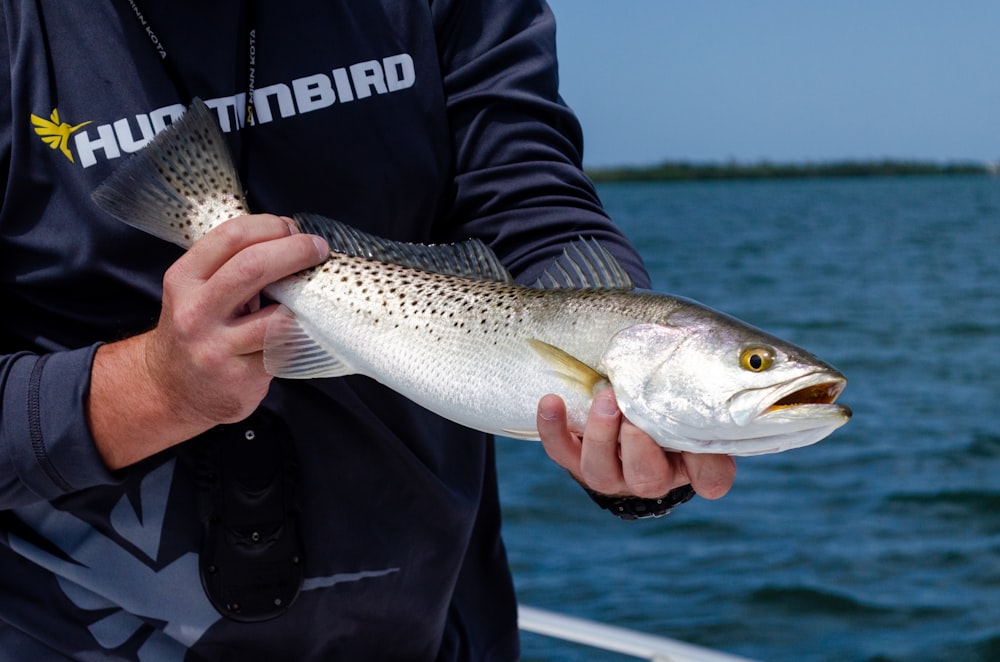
[263,305,356,379]
[527,339,608,397]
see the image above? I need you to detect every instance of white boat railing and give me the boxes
[518,605,759,662]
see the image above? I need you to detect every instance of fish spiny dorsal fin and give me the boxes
[92,99,249,248]
[294,213,514,283]
[533,238,635,290]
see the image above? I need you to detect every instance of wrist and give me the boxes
[88,335,208,469]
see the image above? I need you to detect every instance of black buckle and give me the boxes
[196,410,304,622]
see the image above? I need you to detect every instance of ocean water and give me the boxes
[495,175,1000,661]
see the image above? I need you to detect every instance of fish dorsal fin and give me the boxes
[263,305,357,379]
[92,98,250,249]
[527,339,610,397]
[533,238,636,290]
[294,213,514,284]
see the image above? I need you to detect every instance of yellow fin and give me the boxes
[527,339,609,397]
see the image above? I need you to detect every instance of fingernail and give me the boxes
[312,236,330,259]
[538,401,558,422]
[538,395,561,422]
[282,216,300,234]
[594,394,618,417]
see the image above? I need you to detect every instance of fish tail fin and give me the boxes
[92,99,250,248]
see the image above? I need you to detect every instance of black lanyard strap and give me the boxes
[121,0,257,189]
[121,0,190,101]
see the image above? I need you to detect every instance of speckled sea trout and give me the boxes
[93,100,850,456]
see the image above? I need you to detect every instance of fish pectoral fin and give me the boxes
[527,339,608,397]
[263,305,357,379]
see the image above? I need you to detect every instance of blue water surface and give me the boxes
[496,175,1000,662]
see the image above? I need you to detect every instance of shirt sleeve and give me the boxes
[0,8,121,507]
[0,346,121,508]
[431,0,652,288]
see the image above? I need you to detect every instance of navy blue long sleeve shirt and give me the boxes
[0,1,649,659]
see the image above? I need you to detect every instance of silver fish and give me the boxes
[93,100,850,456]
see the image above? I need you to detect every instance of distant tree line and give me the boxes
[586,159,993,183]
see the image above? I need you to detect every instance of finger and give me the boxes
[618,420,678,498]
[237,293,262,317]
[177,215,297,283]
[578,390,627,495]
[680,453,737,500]
[537,394,583,475]
[223,302,284,356]
[201,231,328,317]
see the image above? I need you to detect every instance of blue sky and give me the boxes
[545,1,1000,167]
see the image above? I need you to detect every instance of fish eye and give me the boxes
[740,346,774,372]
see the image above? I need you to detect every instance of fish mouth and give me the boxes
[702,372,852,454]
[751,372,853,433]
[764,380,847,413]
[730,371,851,428]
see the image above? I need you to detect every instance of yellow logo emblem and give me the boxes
[30,109,92,164]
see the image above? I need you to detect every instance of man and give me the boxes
[0,1,734,658]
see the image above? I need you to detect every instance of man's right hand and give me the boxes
[87,214,329,470]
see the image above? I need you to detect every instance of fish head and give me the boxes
[599,309,850,456]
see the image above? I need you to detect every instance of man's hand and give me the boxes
[88,215,329,470]
[537,389,736,500]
